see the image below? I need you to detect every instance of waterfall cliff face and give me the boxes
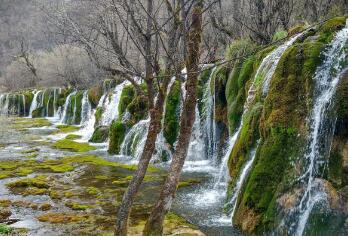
[283,19,348,236]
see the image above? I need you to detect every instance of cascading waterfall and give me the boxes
[202,67,218,160]
[224,33,304,223]
[120,118,150,161]
[286,20,348,236]
[29,90,41,117]
[228,142,259,218]
[73,90,95,140]
[185,33,304,226]
[60,91,76,124]
[100,81,129,126]
[80,90,91,125]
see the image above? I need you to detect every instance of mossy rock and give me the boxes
[95,107,103,126]
[55,125,80,133]
[127,95,148,125]
[66,134,82,140]
[52,139,97,152]
[108,121,126,155]
[32,107,45,118]
[88,84,103,107]
[163,80,182,146]
[90,126,109,143]
[228,103,263,179]
[233,31,329,234]
[118,85,135,118]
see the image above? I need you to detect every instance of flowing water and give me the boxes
[100,81,129,126]
[59,91,76,124]
[29,91,41,117]
[285,20,348,236]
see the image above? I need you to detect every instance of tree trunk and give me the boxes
[143,1,203,235]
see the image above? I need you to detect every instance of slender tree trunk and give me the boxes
[114,0,156,235]
[143,2,203,235]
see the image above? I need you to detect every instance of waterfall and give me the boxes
[100,81,129,126]
[260,33,304,95]
[71,95,77,124]
[228,142,259,219]
[73,90,95,141]
[290,20,348,236]
[195,33,304,226]
[80,90,91,125]
[29,90,41,117]
[60,91,76,124]
[120,118,150,161]
[202,67,218,160]
[186,105,206,161]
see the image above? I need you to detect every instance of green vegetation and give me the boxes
[108,121,126,154]
[118,85,135,117]
[272,30,288,42]
[232,30,328,234]
[90,126,109,143]
[55,125,80,133]
[0,224,13,234]
[163,80,181,146]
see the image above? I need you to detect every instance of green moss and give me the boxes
[65,201,92,210]
[66,134,82,140]
[37,213,90,223]
[86,187,100,195]
[6,175,49,189]
[0,224,13,234]
[226,56,256,132]
[118,85,135,117]
[95,107,103,126]
[108,121,126,155]
[11,118,51,130]
[318,15,348,43]
[228,103,263,179]
[31,102,45,118]
[233,34,327,234]
[55,125,80,133]
[127,95,148,125]
[90,126,109,143]
[163,80,181,146]
[52,139,97,152]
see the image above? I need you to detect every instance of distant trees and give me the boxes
[2,44,101,90]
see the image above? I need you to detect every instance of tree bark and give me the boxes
[143,1,203,235]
